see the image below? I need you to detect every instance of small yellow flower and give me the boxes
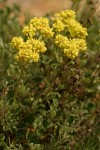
[64,48,79,59]
[22,24,36,38]
[55,34,69,48]
[77,39,87,51]
[63,40,79,59]
[52,19,65,32]
[32,52,39,62]
[11,37,24,49]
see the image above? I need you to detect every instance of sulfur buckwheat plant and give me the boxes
[8,10,91,149]
[2,7,100,150]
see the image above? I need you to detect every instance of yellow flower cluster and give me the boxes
[52,10,75,33]
[53,10,76,20]
[52,10,88,59]
[11,10,88,62]
[11,37,47,62]
[11,37,24,49]
[52,10,87,38]
[63,39,87,59]
[23,17,54,38]
[55,34,87,59]
[55,34,69,48]
[11,17,54,63]
[65,19,88,39]
[26,38,47,53]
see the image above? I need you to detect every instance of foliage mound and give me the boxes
[0,3,100,150]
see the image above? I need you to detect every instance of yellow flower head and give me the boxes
[11,36,47,63]
[11,37,24,49]
[53,10,76,21]
[55,34,69,48]
[63,39,80,59]
[30,17,54,38]
[52,10,76,34]
[53,10,88,59]
[52,19,65,32]
[55,35,87,59]
[22,24,36,38]
[71,39,87,51]
[26,38,47,53]
[65,19,88,39]
[30,17,49,28]
[15,49,39,63]
[32,52,39,62]
[64,48,79,59]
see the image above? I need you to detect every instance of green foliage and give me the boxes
[0,4,21,42]
[0,3,100,150]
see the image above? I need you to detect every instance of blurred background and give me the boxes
[4,0,100,16]
[6,0,72,16]
[0,0,100,24]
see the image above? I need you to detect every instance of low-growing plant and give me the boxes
[0,3,100,150]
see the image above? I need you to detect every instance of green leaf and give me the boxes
[67,115,75,125]
[0,134,5,141]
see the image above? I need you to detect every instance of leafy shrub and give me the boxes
[0,3,100,150]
